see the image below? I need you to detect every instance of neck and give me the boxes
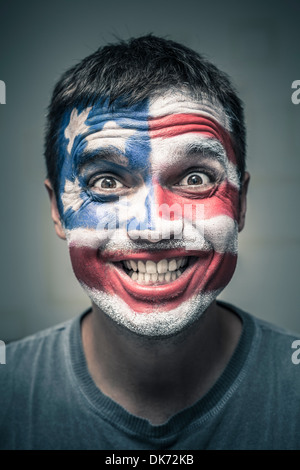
[81,300,242,425]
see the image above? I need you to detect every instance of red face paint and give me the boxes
[149,113,237,165]
[64,93,241,337]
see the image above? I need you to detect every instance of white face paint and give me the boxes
[59,91,241,337]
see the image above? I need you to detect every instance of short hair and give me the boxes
[45,34,246,197]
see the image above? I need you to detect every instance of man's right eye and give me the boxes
[91,176,125,191]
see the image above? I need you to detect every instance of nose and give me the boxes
[126,181,183,243]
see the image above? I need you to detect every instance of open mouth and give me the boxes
[106,250,211,306]
[115,256,195,285]
[70,244,216,310]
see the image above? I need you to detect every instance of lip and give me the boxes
[101,248,202,263]
[70,243,237,314]
[104,249,213,303]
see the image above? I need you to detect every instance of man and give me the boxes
[1,35,300,450]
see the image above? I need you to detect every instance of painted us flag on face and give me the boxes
[59,94,239,236]
[55,92,241,336]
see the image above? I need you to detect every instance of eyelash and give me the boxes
[88,173,125,188]
[85,167,219,205]
[176,168,217,184]
[88,168,216,185]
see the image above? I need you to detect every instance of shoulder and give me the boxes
[6,319,72,360]
[0,316,80,390]
[220,300,300,343]
[245,309,300,353]
[220,301,300,385]
[0,314,87,446]
[253,315,300,373]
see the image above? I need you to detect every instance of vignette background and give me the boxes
[0,0,299,341]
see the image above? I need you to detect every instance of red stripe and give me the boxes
[149,113,237,165]
[154,180,239,222]
[69,246,237,313]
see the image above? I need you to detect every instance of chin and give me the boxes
[82,284,222,338]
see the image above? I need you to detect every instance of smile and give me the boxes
[69,243,237,312]
[106,250,208,306]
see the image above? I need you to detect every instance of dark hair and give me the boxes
[45,34,246,196]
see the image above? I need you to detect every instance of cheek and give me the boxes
[61,197,122,232]
[168,250,239,300]
[154,181,239,224]
[202,252,237,291]
[69,244,113,291]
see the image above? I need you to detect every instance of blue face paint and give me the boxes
[57,98,153,231]
[126,181,157,232]
[55,90,243,342]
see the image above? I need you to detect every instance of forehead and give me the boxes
[61,91,234,171]
[149,91,230,129]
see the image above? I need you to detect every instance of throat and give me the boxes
[81,300,242,425]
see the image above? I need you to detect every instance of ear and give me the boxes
[238,171,250,232]
[44,179,66,240]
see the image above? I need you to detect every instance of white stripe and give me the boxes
[149,91,231,131]
[82,285,222,337]
[84,121,137,155]
[149,134,240,190]
[65,214,237,254]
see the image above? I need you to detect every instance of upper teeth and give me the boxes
[123,257,188,274]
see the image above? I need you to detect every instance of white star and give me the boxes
[61,178,84,213]
[64,107,92,154]
[84,120,137,155]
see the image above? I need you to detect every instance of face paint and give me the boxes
[57,91,240,337]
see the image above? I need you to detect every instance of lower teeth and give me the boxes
[129,269,183,284]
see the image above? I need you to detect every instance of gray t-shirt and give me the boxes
[1,301,300,450]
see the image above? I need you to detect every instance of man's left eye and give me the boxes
[93,176,125,190]
[177,172,211,186]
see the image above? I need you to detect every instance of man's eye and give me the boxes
[178,172,211,186]
[92,176,125,190]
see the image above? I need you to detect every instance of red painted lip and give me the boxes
[105,250,213,302]
[70,244,237,313]
[101,249,203,263]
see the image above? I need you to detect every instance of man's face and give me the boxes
[51,90,245,337]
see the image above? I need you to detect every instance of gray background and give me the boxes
[0,0,299,342]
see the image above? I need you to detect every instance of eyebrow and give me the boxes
[180,139,227,164]
[75,137,227,174]
[75,148,128,173]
